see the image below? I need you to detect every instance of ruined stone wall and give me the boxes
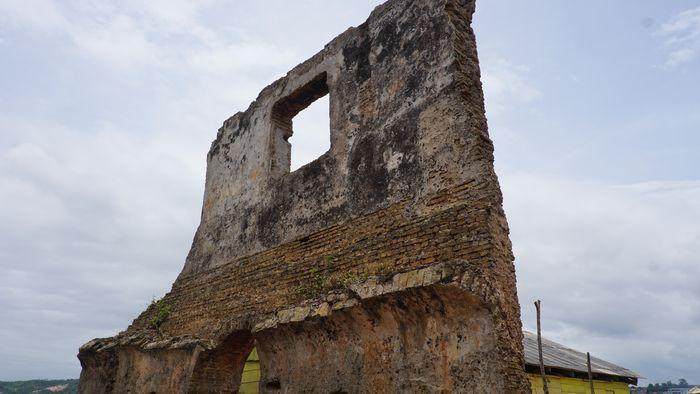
[78,0,529,392]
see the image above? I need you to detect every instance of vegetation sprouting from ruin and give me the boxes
[149,297,171,329]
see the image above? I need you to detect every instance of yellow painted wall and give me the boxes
[529,373,629,394]
[239,348,260,394]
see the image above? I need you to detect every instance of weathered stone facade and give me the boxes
[78,0,529,392]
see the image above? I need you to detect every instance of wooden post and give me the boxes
[587,352,595,394]
[535,300,548,394]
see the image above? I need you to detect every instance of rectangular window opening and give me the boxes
[271,73,330,172]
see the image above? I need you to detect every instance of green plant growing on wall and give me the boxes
[294,256,393,300]
[295,255,336,299]
[323,255,335,269]
[149,297,171,330]
[338,270,369,288]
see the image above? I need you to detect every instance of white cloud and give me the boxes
[481,58,541,116]
[664,47,696,68]
[0,0,296,74]
[69,13,165,71]
[658,6,700,69]
[0,113,208,379]
[289,95,330,171]
[507,174,700,382]
[0,0,69,32]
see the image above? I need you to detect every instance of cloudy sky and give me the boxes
[1,0,698,384]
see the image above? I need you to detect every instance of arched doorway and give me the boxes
[188,330,257,393]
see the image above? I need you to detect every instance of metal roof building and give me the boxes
[523,331,641,393]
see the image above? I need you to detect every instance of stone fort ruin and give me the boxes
[78,0,529,392]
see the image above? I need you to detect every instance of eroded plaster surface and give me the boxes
[78,0,529,392]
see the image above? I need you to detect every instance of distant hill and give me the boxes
[0,380,78,394]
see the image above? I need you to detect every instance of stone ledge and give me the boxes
[79,335,213,354]
[252,261,460,332]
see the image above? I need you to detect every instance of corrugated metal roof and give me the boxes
[522,331,641,379]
